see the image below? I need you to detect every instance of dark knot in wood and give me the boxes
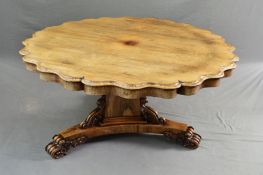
[122,40,138,46]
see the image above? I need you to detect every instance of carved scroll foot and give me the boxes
[45,119,201,159]
[164,126,201,149]
[45,134,88,159]
[45,95,201,159]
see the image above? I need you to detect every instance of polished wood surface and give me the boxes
[19,17,238,159]
[105,95,140,117]
[20,17,238,99]
[45,96,201,159]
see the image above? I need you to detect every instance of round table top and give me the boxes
[20,17,238,99]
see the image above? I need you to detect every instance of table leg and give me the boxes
[45,96,201,159]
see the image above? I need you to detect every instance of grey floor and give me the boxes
[0,56,263,175]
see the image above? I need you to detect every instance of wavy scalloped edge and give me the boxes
[19,17,239,99]
[22,60,236,99]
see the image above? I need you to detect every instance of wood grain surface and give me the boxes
[19,17,238,99]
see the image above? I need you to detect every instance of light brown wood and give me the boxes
[45,95,202,159]
[60,118,188,140]
[45,118,192,159]
[20,17,239,159]
[105,95,141,117]
[20,17,238,99]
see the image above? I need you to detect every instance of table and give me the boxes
[19,17,239,159]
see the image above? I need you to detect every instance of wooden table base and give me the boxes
[45,96,201,159]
